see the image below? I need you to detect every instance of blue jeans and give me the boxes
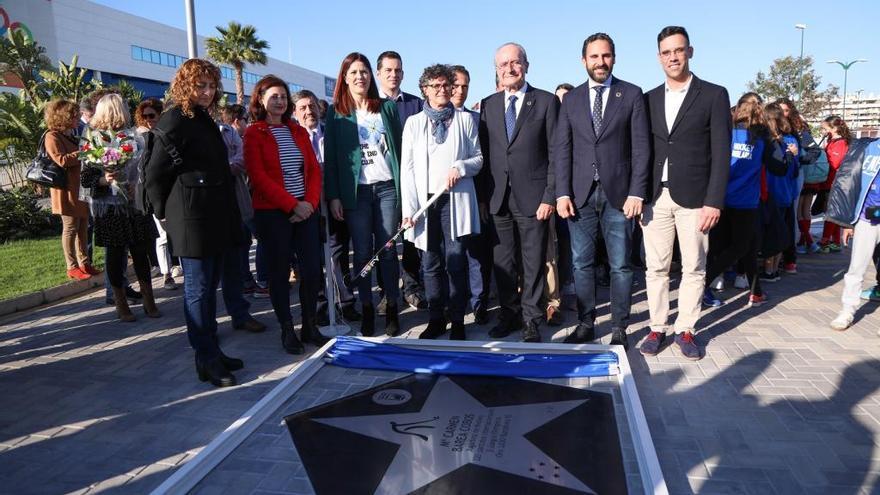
[567,183,633,328]
[346,181,400,306]
[220,242,251,325]
[422,194,469,323]
[254,209,321,325]
[181,255,224,362]
[239,222,256,286]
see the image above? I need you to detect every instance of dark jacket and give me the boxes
[553,76,650,210]
[323,100,403,210]
[390,91,423,126]
[827,138,880,226]
[478,84,559,215]
[645,75,732,208]
[145,106,244,258]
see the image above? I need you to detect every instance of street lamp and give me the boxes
[855,89,864,130]
[184,0,198,59]
[827,59,868,120]
[795,24,806,101]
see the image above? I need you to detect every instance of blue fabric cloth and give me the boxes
[863,174,880,222]
[325,336,619,378]
[726,127,764,209]
[422,194,469,323]
[346,180,400,304]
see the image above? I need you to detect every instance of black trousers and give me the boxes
[706,208,762,296]
[106,243,151,288]
[490,190,548,324]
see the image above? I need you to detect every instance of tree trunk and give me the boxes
[234,62,244,105]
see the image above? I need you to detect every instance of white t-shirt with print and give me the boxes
[356,109,394,185]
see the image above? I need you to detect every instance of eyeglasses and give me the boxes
[496,60,524,70]
[423,83,451,92]
[659,47,687,59]
[142,112,157,119]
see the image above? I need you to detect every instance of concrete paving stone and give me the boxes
[255,462,303,492]
[688,477,750,494]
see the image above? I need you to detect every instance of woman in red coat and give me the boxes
[244,75,326,354]
[819,115,852,252]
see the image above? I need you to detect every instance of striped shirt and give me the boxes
[269,125,306,199]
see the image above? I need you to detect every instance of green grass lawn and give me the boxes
[0,236,104,301]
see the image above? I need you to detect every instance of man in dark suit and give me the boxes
[640,26,731,361]
[554,33,650,350]
[375,50,427,313]
[478,42,559,342]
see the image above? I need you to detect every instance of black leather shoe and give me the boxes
[522,320,542,343]
[341,305,362,321]
[361,304,375,337]
[233,317,267,333]
[450,322,466,340]
[219,352,244,371]
[281,322,304,354]
[385,303,400,337]
[419,318,448,339]
[125,286,143,301]
[315,310,330,327]
[610,327,629,350]
[564,322,596,344]
[196,356,237,387]
[302,319,329,346]
[472,301,489,325]
[488,315,522,338]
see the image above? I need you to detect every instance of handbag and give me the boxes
[802,149,830,185]
[26,132,68,189]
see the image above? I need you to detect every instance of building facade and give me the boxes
[818,92,880,139]
[1,0,336,101]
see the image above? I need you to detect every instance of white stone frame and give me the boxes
[151,339,668,495]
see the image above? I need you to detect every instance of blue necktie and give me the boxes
[592,85,605,135]
[505,95,518,142]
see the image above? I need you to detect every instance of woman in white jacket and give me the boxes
[401,64,482,340]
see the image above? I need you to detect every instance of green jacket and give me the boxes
[323,99,403,209]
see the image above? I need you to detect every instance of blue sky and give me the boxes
[94,0,879,105]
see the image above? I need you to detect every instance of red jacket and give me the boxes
[244,120,322,214]
[822,138,849,190]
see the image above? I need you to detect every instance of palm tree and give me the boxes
[205,22,269,105]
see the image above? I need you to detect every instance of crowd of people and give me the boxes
[40,25,879,388]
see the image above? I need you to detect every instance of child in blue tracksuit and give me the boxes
[830,139,880,331]
[704,99,788,307]
[761,103,800,280]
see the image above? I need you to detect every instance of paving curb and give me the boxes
[0,276,107,317]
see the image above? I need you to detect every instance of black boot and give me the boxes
[419,318,448,339]
[385,302,400,336]
[302,318,330,346]
[219,351,244,371]
[281,321,304,354]
[196,356,237,387]
[361,304,375,336]
[450,322,466,340]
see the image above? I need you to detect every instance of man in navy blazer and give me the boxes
[554,33,650,350]
[478,42,559,343]
[375,51,427,313]
[639,26,731,361]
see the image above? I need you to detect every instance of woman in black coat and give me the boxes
[145,59,246,388]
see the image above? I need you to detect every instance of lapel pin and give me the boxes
[615,91,622,98]
[526,100,533,106]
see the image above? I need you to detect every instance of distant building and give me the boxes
[0,0,336,102]
[811,92,880,139]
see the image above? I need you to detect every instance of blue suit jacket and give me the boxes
[391,91,423,127]
[553,76,651,210]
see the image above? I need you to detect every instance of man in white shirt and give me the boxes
[292,89,361,323]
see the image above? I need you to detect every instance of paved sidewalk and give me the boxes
[0,248,878,494]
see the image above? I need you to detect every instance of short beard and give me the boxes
[587,66,611,83]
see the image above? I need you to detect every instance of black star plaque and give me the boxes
[284,374,627,494]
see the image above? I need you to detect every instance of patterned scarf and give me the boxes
[423,102,455,144]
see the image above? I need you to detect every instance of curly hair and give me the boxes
[91,94,131,131]
[823,115,852,144]
[43,99,79,132]
[764,102,792,141]
[134,98,163,128]
[418,64,456,99]
[168,59,222,118]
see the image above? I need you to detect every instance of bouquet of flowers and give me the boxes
[78,128,138,200]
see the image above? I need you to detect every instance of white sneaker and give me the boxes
[171,265,183,278]
[711,276,724,291]
[830,311,854,331]
[734,275,749,290]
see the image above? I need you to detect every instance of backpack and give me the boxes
[136,127,183,215]
[802,148,830,185]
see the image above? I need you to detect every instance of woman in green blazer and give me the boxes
[324,52,403,337]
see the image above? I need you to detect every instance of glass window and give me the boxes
[159,53,168,66]
[150,50,160,64]
[131,46,142,60]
